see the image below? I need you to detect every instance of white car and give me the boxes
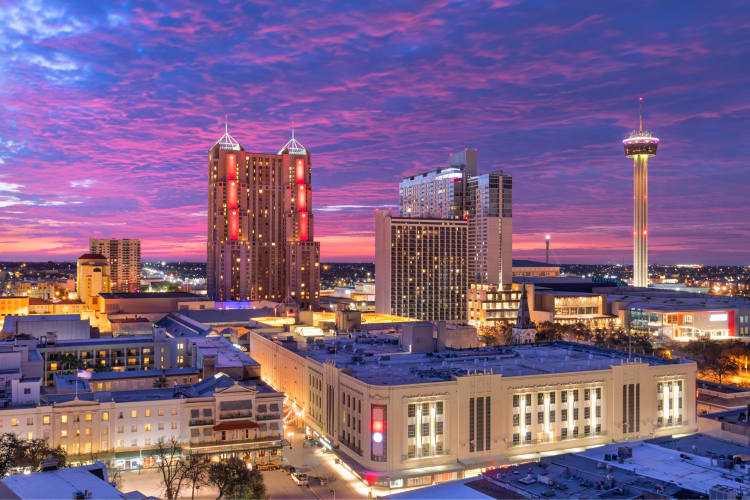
[291,473,309,486]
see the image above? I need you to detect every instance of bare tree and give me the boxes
[154,438,185,500]
[181,452,210,500]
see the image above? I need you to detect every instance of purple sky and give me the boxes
[1,1,749,264]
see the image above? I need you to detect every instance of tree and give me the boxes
[181,453,210,500]
[478,324,512,346]
[209,457,265,500]
[154,438,185,500]
[0,433,67,477]
[535,322,563,343]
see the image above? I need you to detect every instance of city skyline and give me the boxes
[1,2,749,264]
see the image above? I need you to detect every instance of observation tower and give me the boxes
[623,97,659,288]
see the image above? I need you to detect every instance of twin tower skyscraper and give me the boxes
[207,125,320,307]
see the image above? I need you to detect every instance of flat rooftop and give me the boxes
[99,291,202,299]
[264,335,686,386]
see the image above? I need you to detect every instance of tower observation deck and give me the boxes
[623,97,659,288]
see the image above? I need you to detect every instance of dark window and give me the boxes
[573,390,579,402]
[584,407,590,419]
[512,395,519,408]
[525,394,532,406]
[513,414,519,426]
[422,423,430,436]
[537,412,544,424]
[537,393,544,405]
[561,391,568,403]
[408,424,415,438]
[513,433,519,445]
[525,413,531,425]
[561,428,567,439]
[549,410,556,423]
[561,409,568,421]
[436,421,443,435]
[584,389,590,401]
[408,404,415,418]
[573,408,579,420]
[436,402,443,415]
[549,392,555,404]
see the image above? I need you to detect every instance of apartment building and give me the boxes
[89,239,141,293]
[249,332,697,489]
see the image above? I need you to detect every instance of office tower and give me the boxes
[467,171,512,286]
[89,239,141,293]
[77,253,111,310]
[375,210,467,321]
[207,124,319,307]
[623,98,659,288]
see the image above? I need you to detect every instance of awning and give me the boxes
[213,420,260,431]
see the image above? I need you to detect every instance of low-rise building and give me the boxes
[0,373,285,470]
[605,287,750,341]
[249,332,697,489]
[0,461,145,499]
[511,259,561,278]
[442,433,750,499]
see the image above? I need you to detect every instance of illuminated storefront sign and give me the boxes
[371,404,386,461]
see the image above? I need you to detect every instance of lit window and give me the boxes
[43,416,50,425]
[102,412,109,421]
[10,418,17,427]
[61,430,68,438]
[145,410,151,417]
[85,413,92,421]
[158,409,164,416]
[27,432,33,440]
[145,424,151,431]
[61,415,68,424]
[131,410,137,418]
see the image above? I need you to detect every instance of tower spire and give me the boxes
[638,97,643,132]
[225,114,228,135]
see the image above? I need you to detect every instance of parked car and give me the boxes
[291,473,309,486]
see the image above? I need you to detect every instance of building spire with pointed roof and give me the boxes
[515,285,535,330]
[278,125,307,155]
[211,116,241,152]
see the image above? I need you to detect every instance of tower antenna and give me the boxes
[639,97,643,132]
[225,114,228,135]
[291,120,295,139]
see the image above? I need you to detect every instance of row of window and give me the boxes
[512,388,602,408]
[513,406,601,426]
[512,424,602,445]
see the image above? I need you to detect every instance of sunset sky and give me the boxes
[1,1,748,264]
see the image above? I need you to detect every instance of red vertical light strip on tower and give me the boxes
[227,153,238,240]
[229,210,239,240]
[228,181,238,209]
[299,213,308,241]
[226,154,236,181]
[295,158,304,184]
[297,184,306,212]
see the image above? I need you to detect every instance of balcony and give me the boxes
[255,414,280,421]
[189,419,215,427]
[220,411,253,420]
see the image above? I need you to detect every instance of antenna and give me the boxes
[638,97,643,132]
[225,114,228,135]
[291,120,295,139]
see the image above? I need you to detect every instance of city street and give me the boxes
[116,427,386,499]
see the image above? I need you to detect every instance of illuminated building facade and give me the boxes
[89,239,141,293]
[76,254,111,311]
[207,125,320,307]
[375,211,467,321]
[623,98,659,288]
[250,332,697,488]
[398,150,512,288]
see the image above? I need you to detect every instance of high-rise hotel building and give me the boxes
[398,150,512,287]
[375,210,467,321]
[89,239,140,293]
[207,126,320,307]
